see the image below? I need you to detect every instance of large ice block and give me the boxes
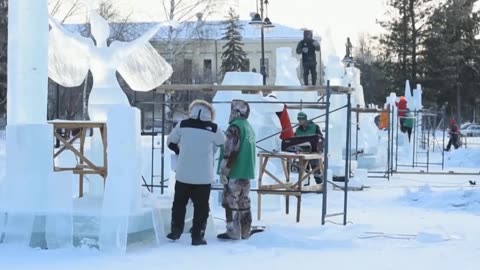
[3,124,53,245]
[98,105,141,252]
[7,0,49,125]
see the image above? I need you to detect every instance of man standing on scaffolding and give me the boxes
[296,29,320,85]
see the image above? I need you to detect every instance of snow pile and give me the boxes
[444,148,480,168]
[402,185,480,214]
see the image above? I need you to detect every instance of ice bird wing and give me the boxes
[48,16,92,87]
[112,23,175,91]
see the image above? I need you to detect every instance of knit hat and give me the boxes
[297,111,307,120]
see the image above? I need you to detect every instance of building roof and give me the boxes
[64,20,306,42]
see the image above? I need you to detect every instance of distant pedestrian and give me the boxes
[445,118,461,151]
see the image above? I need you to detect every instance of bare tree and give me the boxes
[159,0,231,65]
[49,0,84,23]
[0,0,8,116]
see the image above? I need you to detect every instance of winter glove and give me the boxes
[220,160,230,176]
[220,175,228,185]
[302,47,309,53]
[313,40,320,47]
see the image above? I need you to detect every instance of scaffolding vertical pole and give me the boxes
[161,92,166,195]
[427,123,430,173]
[151,90,155,193]
[355,106,359,160]
[322,80,331,225]
[412,110,417,168]
[390,107,394,176]
[343,93,352,225]
[442,109,446,170]
[395,106,399,172]
[387,106,391,180]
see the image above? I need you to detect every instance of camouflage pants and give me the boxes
[222,179,252,239]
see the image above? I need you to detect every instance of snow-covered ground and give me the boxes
[0,137,479,270]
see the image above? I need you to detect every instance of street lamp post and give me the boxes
[250,0,274,86]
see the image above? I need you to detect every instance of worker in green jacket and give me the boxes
[217,99,256,240]
[295,111,324,184]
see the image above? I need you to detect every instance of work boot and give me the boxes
[217,232,239,240]
[314,173,323,185]
[191,237,207,246]
[166,225,183,241]
[166,230,182,241]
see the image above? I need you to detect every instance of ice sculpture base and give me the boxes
[4,196,172,249]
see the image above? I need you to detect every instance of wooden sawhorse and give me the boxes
[257,151,323,222]
[48,121,108,197]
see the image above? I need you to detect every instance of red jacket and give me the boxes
[396,97,408,117]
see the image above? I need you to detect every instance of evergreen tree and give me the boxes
[422,0,480,121]
[0,0,7,115]
[220,8,248,77]
[377,0,433,91]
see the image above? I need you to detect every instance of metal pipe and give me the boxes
[321,80,330,225]
[387,106,391,181]
[151,90,155,192]
[343,93,351,225]
[161,92,166,194]
[260,0,266,85]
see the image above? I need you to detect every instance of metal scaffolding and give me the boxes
[137,82,354,225]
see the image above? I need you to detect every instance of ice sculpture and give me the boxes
[1,0,56,247]
[47,6,174,252]
[48,9,173,121]
[404,80,413,107]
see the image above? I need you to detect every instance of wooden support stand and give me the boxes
[257,151,323,222]
[48,121,108,198]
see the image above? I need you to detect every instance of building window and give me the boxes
[203,59,212,82]
[241,59,250,72]
[260,58,269,76]
[184,59,193,84]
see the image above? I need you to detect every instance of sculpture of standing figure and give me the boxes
[48,7,174,120]
[345,37,353,59]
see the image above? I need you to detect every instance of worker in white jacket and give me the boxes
[166,99,225,246]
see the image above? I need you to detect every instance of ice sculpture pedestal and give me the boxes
[2,124,53,245]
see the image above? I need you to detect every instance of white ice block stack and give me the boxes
[3,125,53,244]
[1,0,55,247]
[98,105,142,252]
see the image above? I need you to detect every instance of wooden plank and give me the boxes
[257,152,323,161]
[72,169,106,175]
[155,84,353,94]
[302,185,324,192]
[259,183,293,191]
[101,125,108,179]
[79,128,87,198]
[257,190,301,196]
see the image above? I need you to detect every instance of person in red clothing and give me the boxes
[396,96,408,117]
[396,96,410,135]
[445,118,461,151]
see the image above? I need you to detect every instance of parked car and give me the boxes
[461,124,480,137]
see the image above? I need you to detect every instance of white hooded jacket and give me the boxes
[167,100,225,185]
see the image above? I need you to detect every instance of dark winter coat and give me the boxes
[296,37,320,65]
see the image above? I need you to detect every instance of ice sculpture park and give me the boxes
[0,0,423,252]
